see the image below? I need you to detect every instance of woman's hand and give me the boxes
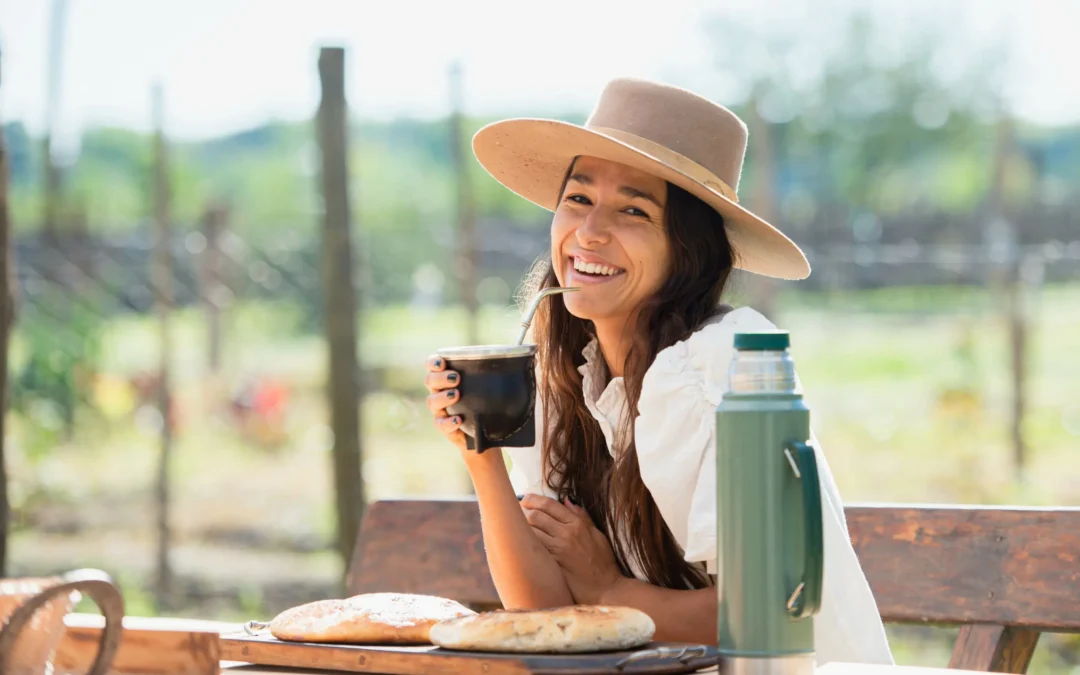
[521,494,625,605]
[424,354,467,453]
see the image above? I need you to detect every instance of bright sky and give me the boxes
[1,0,1077,154]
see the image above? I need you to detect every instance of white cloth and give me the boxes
[506,306,894,666]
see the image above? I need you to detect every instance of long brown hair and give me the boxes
[523,161,738,590]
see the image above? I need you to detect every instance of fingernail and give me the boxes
[447,390,456,399]
[453,416,462,424]
[447,373,458,384]
[434,358,443,368]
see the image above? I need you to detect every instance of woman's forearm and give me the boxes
[599,577,717,644]
[465,452,574,609]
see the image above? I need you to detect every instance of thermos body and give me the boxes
[716,332,823,675]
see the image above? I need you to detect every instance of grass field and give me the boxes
[5,282,1079,671]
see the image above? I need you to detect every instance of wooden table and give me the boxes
[218,663,984,674]
[74,614,984,675]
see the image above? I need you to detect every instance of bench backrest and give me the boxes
[347,499,1080,673]
[348,498,496,608]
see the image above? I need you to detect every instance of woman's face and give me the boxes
[551,156,670,328]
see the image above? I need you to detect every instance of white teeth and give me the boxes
[573,257,619,276]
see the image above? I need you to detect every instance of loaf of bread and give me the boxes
[269,592,476,644]
[430,605,655,653]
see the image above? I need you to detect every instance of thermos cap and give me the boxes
[733,331,790,351]
[729,332,798,394]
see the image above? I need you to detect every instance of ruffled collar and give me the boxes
[574,310,738,456]
[578,339,628,455]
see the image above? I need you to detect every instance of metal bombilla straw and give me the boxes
[515,287,580,345]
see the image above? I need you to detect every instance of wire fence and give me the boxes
[8,221,1079,448]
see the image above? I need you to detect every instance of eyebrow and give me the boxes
[567,172,664,210]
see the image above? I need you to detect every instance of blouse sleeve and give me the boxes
[634,307,894,665]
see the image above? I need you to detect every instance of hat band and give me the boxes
[588,126,740,204]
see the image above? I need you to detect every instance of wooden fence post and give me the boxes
[151,82,175,609]
[0,40,15,577]
[201,202,228,374]
[41,0,68,246]
[746,87,778,320]
[986,110,1027,479]
[448,61,478,345]
[316,47,364,571]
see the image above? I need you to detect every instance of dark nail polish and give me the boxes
[447,390,456,399]
[433,358,443,368]
[454,416,462,424]
[447,373,458,384]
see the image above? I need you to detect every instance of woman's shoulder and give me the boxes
[643,305,778,406]
[691,305,778,343]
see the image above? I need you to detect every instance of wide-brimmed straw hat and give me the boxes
[471,78,810,280]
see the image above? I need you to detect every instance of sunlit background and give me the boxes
[1,0,1079,671]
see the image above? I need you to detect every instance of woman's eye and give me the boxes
[567,194,592,205]
[625,207,649,218]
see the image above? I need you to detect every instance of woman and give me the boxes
[424,78,893,666]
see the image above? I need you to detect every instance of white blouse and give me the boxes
[506,306,894,666]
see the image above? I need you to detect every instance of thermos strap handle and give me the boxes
[784,441,824,619]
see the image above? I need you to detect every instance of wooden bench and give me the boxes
[347,499,1080,674]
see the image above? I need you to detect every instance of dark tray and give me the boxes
[220,632,719,675]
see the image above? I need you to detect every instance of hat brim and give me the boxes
[472,118,810,281]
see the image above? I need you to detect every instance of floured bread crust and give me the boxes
[269,592,476,644]
[429,605,655,653]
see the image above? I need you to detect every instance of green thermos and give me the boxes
[715,331,824,675]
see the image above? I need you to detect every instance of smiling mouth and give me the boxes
[570,256,625,279]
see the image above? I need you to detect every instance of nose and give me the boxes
[575,207,612,247]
